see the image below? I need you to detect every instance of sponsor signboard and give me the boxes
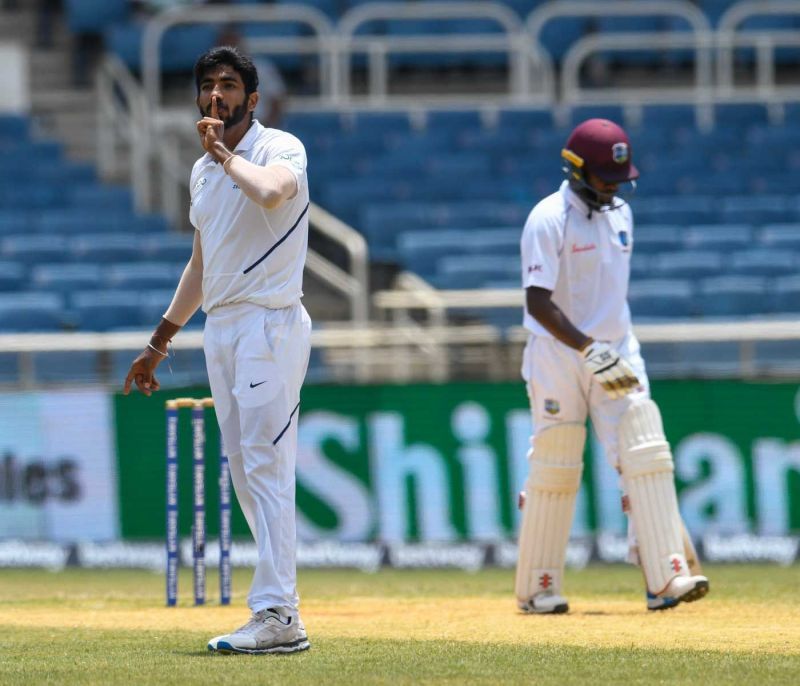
[114,380,800,542]
[0,390,118,542]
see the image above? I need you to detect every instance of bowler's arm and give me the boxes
[217,147,298,210]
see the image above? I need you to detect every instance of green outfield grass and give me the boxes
[0,565,798,685]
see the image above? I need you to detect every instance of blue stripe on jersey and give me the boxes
[242,202,310,275]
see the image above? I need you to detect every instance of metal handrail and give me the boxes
[309,203,369,324]
[336,1,537,104]
[526,0,712,39]
[718,1,800,98]
[141,4,334,109]
[97,54,152,211]
[560,31,715,106]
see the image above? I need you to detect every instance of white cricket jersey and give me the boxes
[189,120,309,312]
[521,180,634,341]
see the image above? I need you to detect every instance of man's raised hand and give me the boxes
[197,95,224,152]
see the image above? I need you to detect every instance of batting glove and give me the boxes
[582,340,640,400]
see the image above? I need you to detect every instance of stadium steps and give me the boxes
[0,1,97,162]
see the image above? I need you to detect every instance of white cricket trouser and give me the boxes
[204,301,311,613]
[522,330,649,470]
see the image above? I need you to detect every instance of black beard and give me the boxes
[200,102,249,128]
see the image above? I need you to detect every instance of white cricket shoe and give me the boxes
[519,591,569,615]
[646,590,680,611]
[208,608,310,655]
[660,575,709,605]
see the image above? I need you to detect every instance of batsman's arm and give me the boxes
[526,286,593,351]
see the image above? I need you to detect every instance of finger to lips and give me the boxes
[211,95,218,120]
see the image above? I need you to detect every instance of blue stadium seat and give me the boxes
[0,211,32,235]
[71,290,146,331]
[497,109,555,132]
[35,209,136,235]
[629,254,652,280]
[759,224,800,250]
[539,17,590,62]
[696,276,770,317]
[652,251,723,279]
[730,249,796,277]
[0,115,29,142]
[64,0,127,32]
[772,276,800,314]
[568,105,626,128]
[684,224,753,251]
[633,196,717,225]
[426,110,484,133]
[714,103,769,129]
[632,225,684,253]
[143,233,194,262]
[627,279,694,319]
[31,264,103,293]
[68,185,133,211]
[347,111,413,138]
[0,292,66,331]
[105,262,184,290]
[719,196,796,224]
[639,104,698,130]
[434,255,518,289]
[1,235,71,265]
[397,227,519,276]
[0,262,26,291]
[70,235,142,263]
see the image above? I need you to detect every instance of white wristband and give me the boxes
[147,343,168,358]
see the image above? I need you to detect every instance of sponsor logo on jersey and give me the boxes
[571,242,597,253]
[544,398,560,415]
[528,264,543,273]
[193,177,207,192]
[612,142,629,164]
[278,151,304,171]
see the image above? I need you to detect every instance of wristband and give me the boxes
[148,343,168,357]
[222,155,236,174]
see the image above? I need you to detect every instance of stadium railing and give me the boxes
[2,315,800,388]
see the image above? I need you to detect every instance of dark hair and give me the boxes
[193,46,259,97]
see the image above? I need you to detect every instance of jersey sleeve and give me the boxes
[520,208,563,291]
[188,160,202,230]
[265,132,307,190]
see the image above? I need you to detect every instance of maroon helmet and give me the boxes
[561,118,639,184]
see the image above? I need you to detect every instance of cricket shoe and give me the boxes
[519,591,569,615]
[646,590,680,611]
[659,575,709,605]
[208,608,310,655]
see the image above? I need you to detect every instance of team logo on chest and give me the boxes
[618,230,629,247]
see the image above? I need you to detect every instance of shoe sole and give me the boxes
[521,603,569,615]
[647,599,679,612]
[677,579,709,604]
[210,638,311,655]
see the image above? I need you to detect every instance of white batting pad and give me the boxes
[619,399,688,594]
[515,422,586,606]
